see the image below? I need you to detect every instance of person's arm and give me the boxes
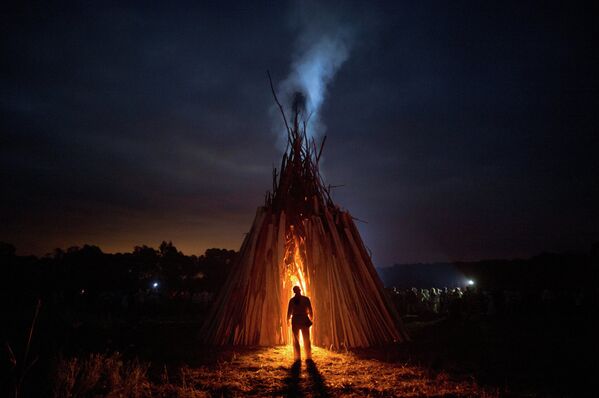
[287,299,292,323]
[307,298,313,320]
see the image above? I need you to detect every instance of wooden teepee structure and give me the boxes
[200,81,408,348]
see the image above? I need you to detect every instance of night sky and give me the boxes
[2,1,598,266]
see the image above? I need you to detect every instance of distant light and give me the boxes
[467,280,475,286]
[152,282,159,288]
[80,289,85,294]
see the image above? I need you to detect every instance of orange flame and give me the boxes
[291,245,308,297]
[283,233,311,349]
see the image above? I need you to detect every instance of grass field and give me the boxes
[5,304,595,396]
[52,345,494,397]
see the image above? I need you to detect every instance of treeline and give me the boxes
[1,241,237,316]
[380,243,599,290]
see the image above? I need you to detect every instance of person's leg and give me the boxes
[301,326,312,359]
[292,324,301,360]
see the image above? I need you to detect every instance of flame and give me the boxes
[283,233,311,351]
[283,234,309,298]
[292,246,308,297]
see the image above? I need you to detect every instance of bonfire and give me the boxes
[200,75,408,348]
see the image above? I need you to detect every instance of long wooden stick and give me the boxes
[267,70,291,137]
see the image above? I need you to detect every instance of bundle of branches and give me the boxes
[200,74,408,348]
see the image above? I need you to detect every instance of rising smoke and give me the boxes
[274,1,354,140]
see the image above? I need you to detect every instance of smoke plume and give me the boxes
[274,2,354,140]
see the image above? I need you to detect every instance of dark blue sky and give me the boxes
[1,1,597,265]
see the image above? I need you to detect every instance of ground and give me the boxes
[13,307,596,396]
[51,343,492,397]
[167,345,491,397]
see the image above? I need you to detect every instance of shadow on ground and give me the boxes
[283,358,330,397]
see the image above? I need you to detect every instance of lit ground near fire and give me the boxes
[160,346,494,397]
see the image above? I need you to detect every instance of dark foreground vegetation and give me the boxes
[1,241,597,397]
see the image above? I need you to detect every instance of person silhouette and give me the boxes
[287,285,313,360]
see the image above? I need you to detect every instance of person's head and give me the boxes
[293,286,301,295]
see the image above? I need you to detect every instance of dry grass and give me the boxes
[53,347,496,397]
[163,346,495,397]
[52,353,151,398]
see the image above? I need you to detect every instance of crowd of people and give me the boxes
[388,285,597,320]
[58,283,597,324]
